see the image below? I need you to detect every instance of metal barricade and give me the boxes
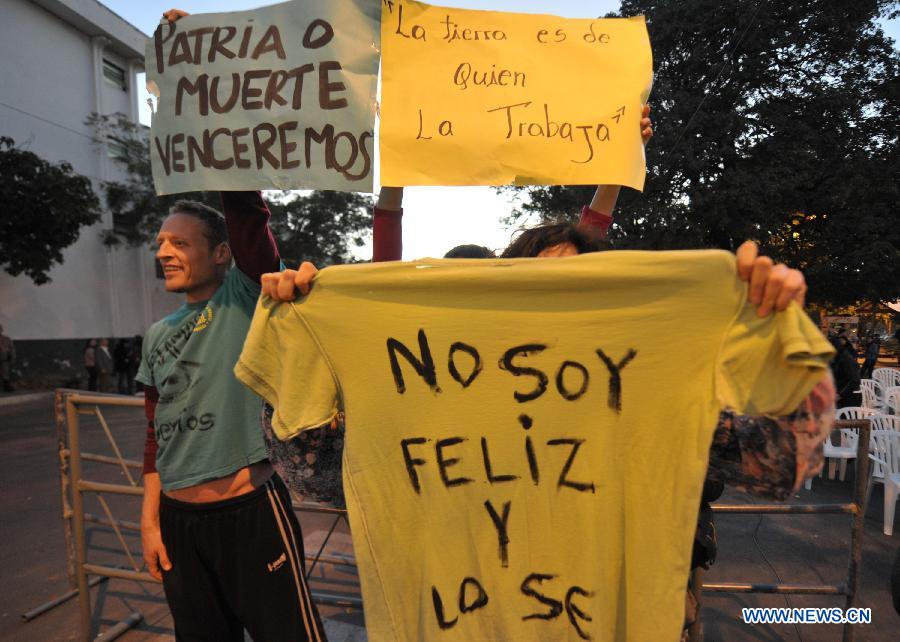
[35,389,360,642]
[690,419,872,642]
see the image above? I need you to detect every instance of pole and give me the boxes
[55,390,76,588]
[21,576,107,622]
[96,612,143,641]
[843,420,870,642]
[67,395,93,642]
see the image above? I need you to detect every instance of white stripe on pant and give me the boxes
[265,479,324,642]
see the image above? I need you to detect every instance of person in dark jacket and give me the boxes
[830,336,862,407]
[114,339,134,395]
[860,337,881,379]
[96,338,113,393]
[83,339,98,392]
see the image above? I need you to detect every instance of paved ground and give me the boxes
[1,392,898,641]
[0,392,364,642]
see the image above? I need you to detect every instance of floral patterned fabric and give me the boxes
[261,404,347,508]
[708,375,834,500]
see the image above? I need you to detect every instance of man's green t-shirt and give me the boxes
[236,250,834,642]
[137,267,267,490]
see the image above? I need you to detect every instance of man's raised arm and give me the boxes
[374,186,403,262]
[220,191,280,283]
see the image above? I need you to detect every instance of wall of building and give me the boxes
[0,0,181,387]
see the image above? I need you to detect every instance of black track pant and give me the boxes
[159,476,327,642]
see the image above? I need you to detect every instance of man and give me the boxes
[830,335,862,407]
[96,338,113,393]
[137,194,324,642]
[861,336,881,379]
[84,339,98,392]
[114,338,134,395]
[138,9,324,641]
[0,324,14,392]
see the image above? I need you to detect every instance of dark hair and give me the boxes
[501,222,603,258]
[169,200,228,248]
[443,244,495,259]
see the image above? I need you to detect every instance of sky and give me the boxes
[102,0,899,261]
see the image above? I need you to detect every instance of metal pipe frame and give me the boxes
[694,419,872,642]
[61,391,162,642]
[66,392,93,641]
[703,582,845,595]
[49,390,366,642]
[55,390,76,588]
[21,576,108,622]
[81,452,143,470]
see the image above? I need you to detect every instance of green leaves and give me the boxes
[503,0,900,307]
[268,190,373,267]
[0,137,101,284]
[86,112,220,247]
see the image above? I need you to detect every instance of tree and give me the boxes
[87,113,221,246]
[505,0,900,307]
[0,137,101,284]
[87,113,372,265]
[268,191,372,266]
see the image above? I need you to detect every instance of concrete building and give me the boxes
[0,0,180,387]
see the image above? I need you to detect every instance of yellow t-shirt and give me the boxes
[236,250,833,642]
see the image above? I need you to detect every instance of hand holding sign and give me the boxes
[162,9,189,23]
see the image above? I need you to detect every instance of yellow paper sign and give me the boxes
[379,0,653,189]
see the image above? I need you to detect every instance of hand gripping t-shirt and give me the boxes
[137,266,268,490]
[235,251,834,642]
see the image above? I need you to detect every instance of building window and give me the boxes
[102,59,127,91]
[107,137,128,160]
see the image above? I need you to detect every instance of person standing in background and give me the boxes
[131,336,143,392]
[83,339,98,392]
[114,338,135,395]
[0,325,15,392]
[860,336,881,379]
[96,338,113,392]
[830,336,862,407]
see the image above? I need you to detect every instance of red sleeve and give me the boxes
[578,205,613,239]
[219,191,280,282]
[142,386,159,476]
[373,206,403,263]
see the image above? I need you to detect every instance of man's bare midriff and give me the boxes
[163,461,274,503]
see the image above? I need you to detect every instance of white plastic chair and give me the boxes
[867,429,899,536]
[805,407,875,489]
[873,368,900,391]
[859,379,884,411]
[883,386,900,416]
[872,414,900,433]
